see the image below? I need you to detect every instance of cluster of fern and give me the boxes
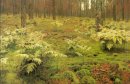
[17,30,67,75]
[97,28,128,50]
[104,21,128,30]
[66,38,91,57]
[1,28,67,75]
[0,28,27,55]
[50,67,96,84]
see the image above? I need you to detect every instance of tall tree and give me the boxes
[121,0,125,20]
[28,0,34,19]
[52,0,56,20]
[0,0,2,14]
[113,0,117,21]
[21,0,26,28]
[43,0,46,18]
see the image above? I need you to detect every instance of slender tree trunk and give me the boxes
[52,0,56,20]
[128,0,130,20]
[121,0,125,20]
[0,0,2,35]
[0,0,2,15]
[28,0,34,19]
[43,0,46,18]
[113,0,117,21]
[21,0,26,28]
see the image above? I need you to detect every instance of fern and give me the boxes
[20,56,42,74]
[44,50,67,57]
[25,63,36,74]
[32,58,42,65]
[96,28,128,50]
[66,38,91,57]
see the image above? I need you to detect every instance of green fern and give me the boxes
[66,38,91,57]
[96,28,128,50]
[25,63,36,74]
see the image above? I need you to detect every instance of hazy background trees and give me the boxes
[0,0,130,27]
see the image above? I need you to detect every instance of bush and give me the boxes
[81,76,96,84]
[50,74,63,80]
[114,78,122,84]
[66,38,91,57]
[69,64,81,72]
[76,69,91,79]
[81,65,93,70]
[97,28,128,50]
[63,71,79,83]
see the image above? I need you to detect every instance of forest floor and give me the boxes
[0,15,130,84]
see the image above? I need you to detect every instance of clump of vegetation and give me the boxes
[0,28,67,83]
[81,76,96,84]
[114,78,122,84]
[19,55,42,74]
[63,71,79,83]
[51,20,63,32]
[66,38,91,57]
[104,22,128,30]
[50,73,63,80]
[69,64,81,72]
[76,69,91,79]
[97,28,128,50]
[0,28,26,54]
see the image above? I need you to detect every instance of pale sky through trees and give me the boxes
[88,0,91,9]
[81,0,91,11]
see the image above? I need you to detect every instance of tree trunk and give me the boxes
[121,0,125,20]
[21,0,26,28]
[113,0,117,21]
[52,0,56,20]
[28,0,34,19]
[43,0,46,18]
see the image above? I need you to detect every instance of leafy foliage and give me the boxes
[63,71,79,83]
[76,69,91,79]
[1,28,67,76]
[81,76,96,84]
[114,78,122,84]
[66,38,91,57]
[51,21,63,28]
[96,28,128,50]
[1,16,130,84]
[19,55,42,74]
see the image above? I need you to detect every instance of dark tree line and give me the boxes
[0,0,130,27]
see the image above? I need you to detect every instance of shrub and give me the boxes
[50,74,63,80]
[66,38,91,57]
[19,55,42,74]
[114,78,122,84]
[81,65,93,70]
[0,28,26,53]
[97,28,128,50]
[76,69,91,79]
[51,21,63,32]
[63,71,79,83]
[81,76,96,84]
[69,64,81,72]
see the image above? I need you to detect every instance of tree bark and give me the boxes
[113,0,117,21]
[52,0,56,20]
[121,0,125,20]
[21,0,26,28]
